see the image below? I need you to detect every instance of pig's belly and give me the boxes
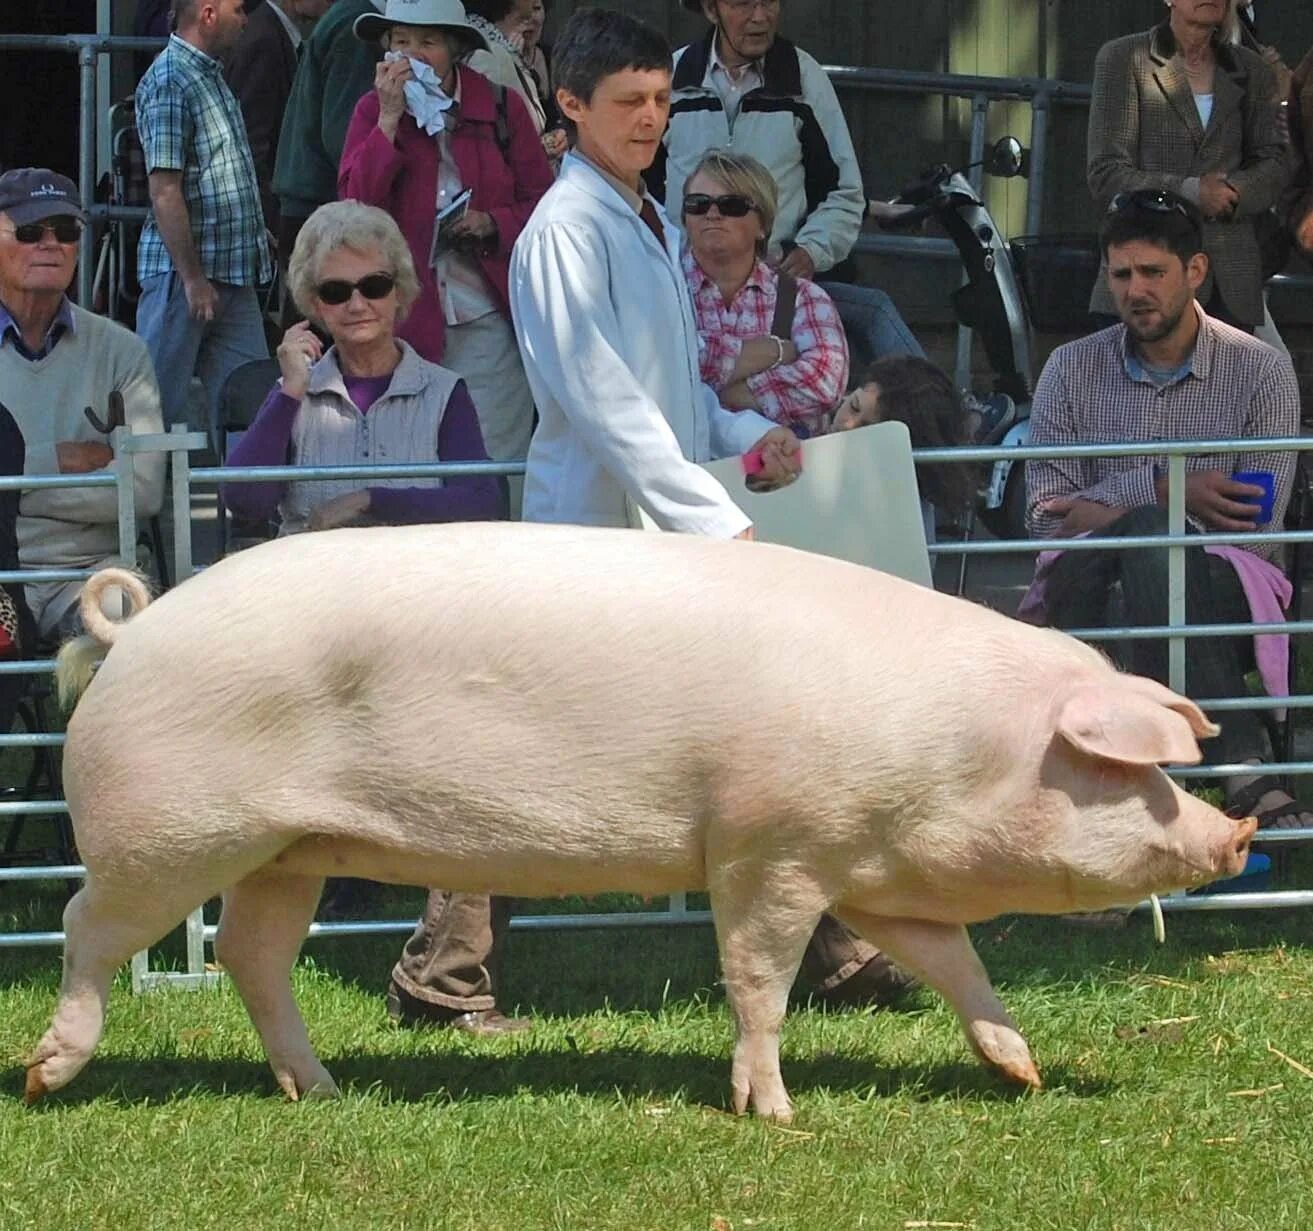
[267,833,705,897]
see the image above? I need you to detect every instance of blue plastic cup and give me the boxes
[1232,469,1276,523]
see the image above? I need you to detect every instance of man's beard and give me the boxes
[1123,300,1186,344]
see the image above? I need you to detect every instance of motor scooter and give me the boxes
[878,136,1036,541]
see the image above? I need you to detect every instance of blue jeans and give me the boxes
[136,273,269,435]
[818,281,925,376]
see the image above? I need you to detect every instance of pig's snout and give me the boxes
[1215,815,1257,880]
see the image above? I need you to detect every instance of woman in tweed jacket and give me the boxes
[1086,0,1288,329]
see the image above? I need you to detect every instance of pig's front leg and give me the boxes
[835,908,1042,1090]
[709,863,827,1122]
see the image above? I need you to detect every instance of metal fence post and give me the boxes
[955,93,991,392]
[1167,455,1187,695]
[171,424,196,582]
[78,40,98,309]
[1026,88,1050,237]
[113,425,137,569]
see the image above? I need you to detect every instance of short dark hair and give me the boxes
[553,8,672,109]
[1100,190,1205,267]
[859,356,976,516]
[464,0,517,22]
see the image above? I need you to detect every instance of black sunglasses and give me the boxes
[1108,190,1197,223]
[682,192,757,218]
[315,272,396,305]
[1,218,83,244]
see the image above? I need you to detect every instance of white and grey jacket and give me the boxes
[650,31,866,276]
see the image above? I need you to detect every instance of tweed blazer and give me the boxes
[1087,21,1287,326]
[1289,46,1313,253]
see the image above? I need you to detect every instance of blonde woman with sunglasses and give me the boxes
[221,200,502,537]
[681,150,848,441]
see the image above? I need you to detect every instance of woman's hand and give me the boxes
[376,58,412,137]
[730,335,799,383]
[308,489,372,532]
[541,128,569,160]
[276,321,324,400]
[447,209,497,242]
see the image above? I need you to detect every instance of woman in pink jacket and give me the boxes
[340,0,553,486]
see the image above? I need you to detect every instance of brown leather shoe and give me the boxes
[812,952,918,1009]
[387,982,530,1034]
[439,1009,532,1037]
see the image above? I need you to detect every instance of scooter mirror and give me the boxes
[987,136,1027,179]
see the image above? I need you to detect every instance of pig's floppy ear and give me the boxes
[1055,681,1215,766]
[1115,674,1221,741]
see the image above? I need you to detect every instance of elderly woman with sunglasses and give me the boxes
[221,200,502,536]
[682,150,849,441]
[339,0,554,487]
[1086,0,1288,331]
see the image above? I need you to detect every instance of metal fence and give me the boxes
[2,437,1311,986]
[1,33,1309,980]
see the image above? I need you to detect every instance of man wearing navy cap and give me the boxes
[0,168,164,638]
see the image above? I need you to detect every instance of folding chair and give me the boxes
[215,357,282,556]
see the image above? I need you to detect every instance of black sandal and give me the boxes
[1225,775,1310,831]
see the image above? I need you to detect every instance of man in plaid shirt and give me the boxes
[135,0,272,440]
[1025,190,1310,831]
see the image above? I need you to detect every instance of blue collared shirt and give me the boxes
[0,296,76,362]
[135,34,272,286]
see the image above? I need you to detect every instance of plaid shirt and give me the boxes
[683,251,848,436]
[1026,307,1301,560]
[135,35,271,286]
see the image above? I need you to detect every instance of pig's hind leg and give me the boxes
[709,864,829,1123]
[834,909,1042,1091]
[26,874,220,1104]
[213,869,338,1100]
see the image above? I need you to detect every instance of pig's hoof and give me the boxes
[993,1054,1043,1091]
[23,1066,49,1106]
[730,1082,794,1122]
[969,1022,1042,1090]
[275,1066,340,1102]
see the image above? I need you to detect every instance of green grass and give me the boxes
[3,878,1313,1231]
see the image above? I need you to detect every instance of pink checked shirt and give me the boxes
[683,251,849,437]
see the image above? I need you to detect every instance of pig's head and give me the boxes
[1031,674,1256,911]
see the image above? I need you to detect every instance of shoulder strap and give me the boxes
[492,83,511,159]
[770,270,798,338]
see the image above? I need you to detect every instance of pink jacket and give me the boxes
[338,64,553,362]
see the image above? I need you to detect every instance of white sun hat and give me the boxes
[354,0,490,51]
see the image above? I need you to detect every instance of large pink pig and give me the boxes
[27,523,1255,1118]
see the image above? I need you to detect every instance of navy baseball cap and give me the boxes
[0,168,87,225]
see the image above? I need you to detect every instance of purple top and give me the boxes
[222,377,503,525]
[344,373,392,413]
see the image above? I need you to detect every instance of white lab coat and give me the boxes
[510,152,773,535]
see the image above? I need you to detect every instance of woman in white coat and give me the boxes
[509,9,798,535]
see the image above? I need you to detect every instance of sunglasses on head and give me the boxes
[1,218,83,244]
[682,192,757,218]
[1108,190,1196,222]
[315,272,396,305]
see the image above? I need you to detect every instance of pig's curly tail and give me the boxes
[54,568,153,710]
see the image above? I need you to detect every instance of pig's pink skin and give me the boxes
[25,524,1254,1118]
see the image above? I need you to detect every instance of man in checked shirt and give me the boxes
[1024,189,1311,832]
